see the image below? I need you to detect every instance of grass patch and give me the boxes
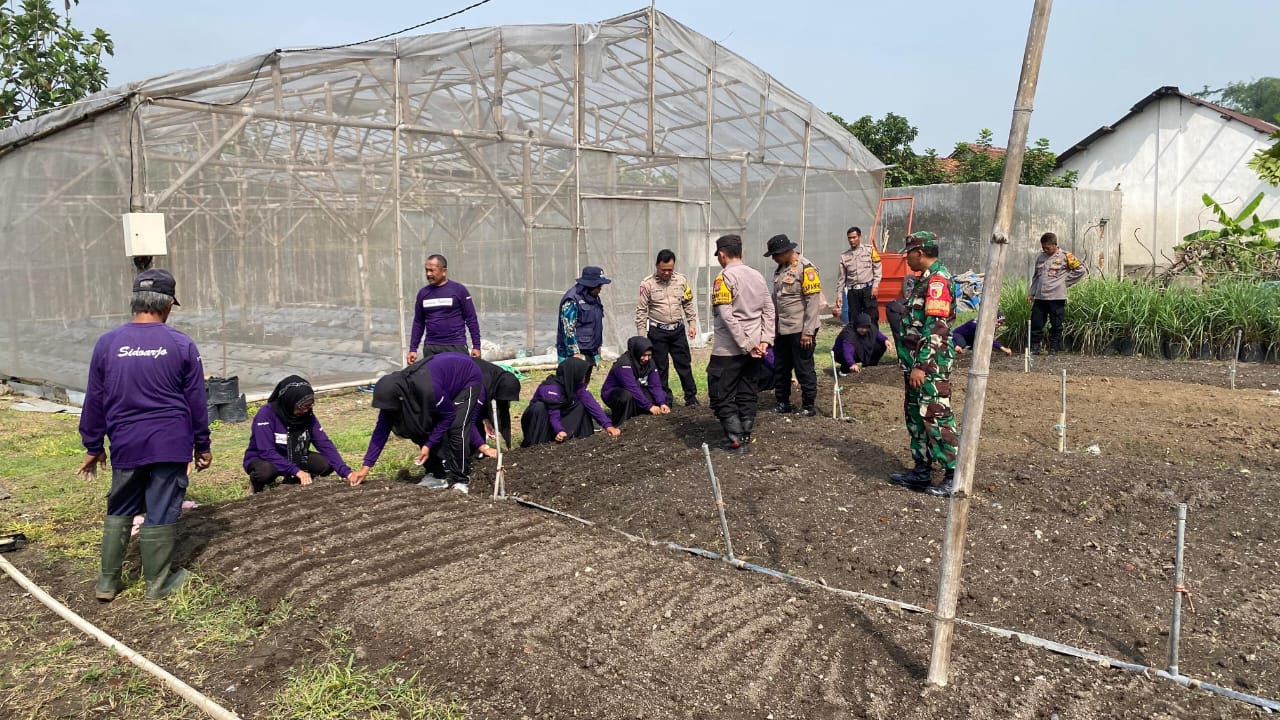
[165,575,292,649]
[269,635,466,720]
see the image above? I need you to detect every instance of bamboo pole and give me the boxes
[1024,318,1032,373]
[0,556,242,720]
[491,399,506,500]
[393,54,408,368]
[1229,329,1242,390]
[1167,503,1188,676]
[1058,369,1067,453]
[701,443,735,561]
[928,0,1054,687]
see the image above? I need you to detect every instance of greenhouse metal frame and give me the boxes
[0,8,885,392]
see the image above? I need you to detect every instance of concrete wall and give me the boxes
[870,183,1124,285]
[1060,94,1280,271]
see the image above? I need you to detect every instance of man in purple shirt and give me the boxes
[78,269,211,601]
[350,352,483,493]
[406,254,482,365]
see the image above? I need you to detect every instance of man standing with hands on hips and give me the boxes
[833,225,882,324]
[78,269,211,601]
[635,249,701,407]
[707,235,774,453]
[407,254,482,365]
[766,233,822,417]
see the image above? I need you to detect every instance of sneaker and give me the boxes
[837,370,850,378]
[450,482,470,494]
[417,475,449,489]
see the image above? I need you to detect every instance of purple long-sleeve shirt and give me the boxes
[79,322,210,469]
[362,353,482,467]
[409,279,481,351]
[600,363,667,410]
[242,405,352,478]
[531,381,613,435]
[834,329,889,367]
[952,319,1005,351]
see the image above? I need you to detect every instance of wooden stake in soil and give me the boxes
[1058,369,1067,454]
[491,399,506,500]
[929,0,1055,688]
[701,443,736,561]
[1024,318,1032,373]
[1230,329,1242,390]
[830,350,845,420]
[1168,503,1188,676]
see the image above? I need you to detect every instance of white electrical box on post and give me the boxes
[122,213,167,257]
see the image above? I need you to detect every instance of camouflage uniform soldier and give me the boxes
[888,231,961,498]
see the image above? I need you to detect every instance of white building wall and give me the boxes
[1061,95,1279,273]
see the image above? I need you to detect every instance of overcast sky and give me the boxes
[74,0,1276,154]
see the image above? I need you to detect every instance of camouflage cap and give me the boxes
[900,230,938,253]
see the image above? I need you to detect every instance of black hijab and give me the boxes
[545,356,592,408]
[476,358,521,448]
[372,361,436,444]
[845,313,879,363]
[613,336,656,381]
[268,375,315,466]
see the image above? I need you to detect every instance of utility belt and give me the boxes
[649,320,683,331]
[848,282,870,291]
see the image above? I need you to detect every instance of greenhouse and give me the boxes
[0,8,884,392]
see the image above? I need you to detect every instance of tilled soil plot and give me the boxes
[5,355,1278,719]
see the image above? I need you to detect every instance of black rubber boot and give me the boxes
[773,402,794,414]
[927,469,957,497]
[95,515,132,602]
[889,460,932,488]
[720,416,747,454]
[740,417,754,445]
[798,405,817,417]
[139,524,190,600]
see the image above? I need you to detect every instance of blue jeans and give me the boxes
[106,462,189,525]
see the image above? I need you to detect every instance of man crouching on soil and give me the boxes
[78,269,212,601]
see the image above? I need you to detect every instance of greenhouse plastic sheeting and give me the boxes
[0,8,884,394]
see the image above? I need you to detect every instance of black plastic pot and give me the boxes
[1195,343,1215,360]
[1240,343,1266,363]
[206,376,240,405]
[1115,338,1137,356]
[218,394,249,423]
[1162,341,1186,360]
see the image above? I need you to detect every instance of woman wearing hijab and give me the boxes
[349,352,483,493]
[601,336,669,425]
[834,313,891,375]
[953,312,1012,356]
[243,375,353,493]
[520,357,620,446]
[470,357,522,457]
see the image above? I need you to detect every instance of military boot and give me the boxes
[138,524,190,600]
[927,469,957,498]
[889,460,932,488]
[95,515,133,602]
[720,416,747,454]
[740,416,754,445]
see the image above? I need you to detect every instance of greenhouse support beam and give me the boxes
[152,116,251,208]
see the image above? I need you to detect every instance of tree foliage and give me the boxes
[831,112,1075,188]
[1196,77,1280,124]
[0,0,113,130]
[1173,192,1280,280]
[1249,122,1280,186]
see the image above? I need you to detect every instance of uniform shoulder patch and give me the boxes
[801,266,822,295]
[1065,252,1082,270]
[682,283,693,302]
[712,274,733,306]
[924,276,952,318]
[870,248,881,262]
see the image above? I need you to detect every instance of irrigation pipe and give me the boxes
[701,443,736,561]
[0,555,243,720]
[508,496,1280,713]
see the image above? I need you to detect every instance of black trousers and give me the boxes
[838,342,887,372]
[1030,299,1066,352]
[846,286,878,325]
[647,325,697,403]
[707,354,762,422]
[604,386,661,426]
[884,299,908,351]
[773,333,817,407]
[247,452,333,494]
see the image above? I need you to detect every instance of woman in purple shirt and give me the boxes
[349,353,482,492]
[601,336,669,425]
[521,357,620,446]
[834,313,891,375]
[243,375,352,493]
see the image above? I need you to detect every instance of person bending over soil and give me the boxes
[243,375,353,493]
[521,357,621,446]
[601,336,670,426]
